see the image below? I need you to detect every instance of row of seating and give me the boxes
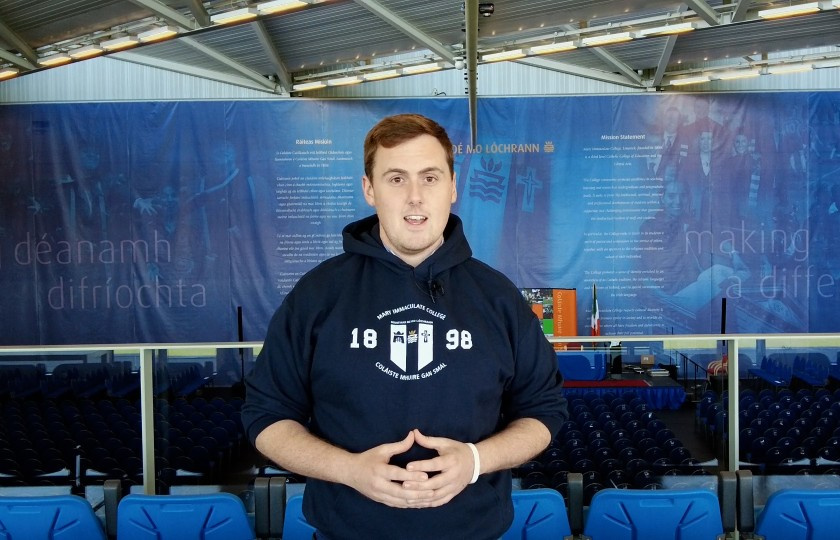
[748,353,832,389]
[520,391,702,501]
[0,488,254,540]
[0,361,213,400]
[280,471,840,540]
[0,394,247,486]
[3,472,840,539]
[697,387,840,471]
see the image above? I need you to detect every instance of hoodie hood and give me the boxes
[342,213,473,301]
[342,213,472,272]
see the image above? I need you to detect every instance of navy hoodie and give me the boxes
[243,214,567,540]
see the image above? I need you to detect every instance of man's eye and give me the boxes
[424,176,437,183]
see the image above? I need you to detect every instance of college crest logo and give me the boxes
[390,321,434,372]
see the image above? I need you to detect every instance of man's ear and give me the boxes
[362,175,376,207]
[450,172,457,204]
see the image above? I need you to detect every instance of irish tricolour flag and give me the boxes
[590,284,600,337]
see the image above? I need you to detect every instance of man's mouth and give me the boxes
[405,215,427,225]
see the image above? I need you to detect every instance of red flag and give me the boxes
[590,284,600,336]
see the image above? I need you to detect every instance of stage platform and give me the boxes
[560,371,687,410]
[555,350,687,410]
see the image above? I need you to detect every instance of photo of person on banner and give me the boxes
[637,172,750,332]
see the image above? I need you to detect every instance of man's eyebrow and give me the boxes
[382,166,445,175]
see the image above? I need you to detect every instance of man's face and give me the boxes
[81,147,101,171]
[664,110,680,134]
[662,183,688,219]
[694,99,710,119]
[734,134,748,155]
[363,134,457,267]
[700,131,712,152]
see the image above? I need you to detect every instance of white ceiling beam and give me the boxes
[549,21,639,87]
[730,0,750,23]
[185,0,211,27]
[115,51,287,95]
[684,0,720,26]
[587,47,643,86]
[352,0,455,64]
[651,35,677,88]
[180,36,278,91]
[0,48,35,70]
[251,20,293,92]
[0,17,38,64]
[126,0,199,30]
[516,56,645,88]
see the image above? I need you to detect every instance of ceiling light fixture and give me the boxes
[101,35,140,51]
[293,81,326,91]
[670,74,711,86]
[638,22,696,37]
[38,53,72,67]
[758,2,821,19]
[714,69,761,80]
[257,0,309,14]
[69,45,105,59]
[528,41,577,55]
[0,67,19,80]
[580,32,633,47]
[210,7,259,24]
[814,58,840,68]
[767,63,813,74]
[326,75,362,86]
[138,26,180,43]
[482,49,526,62]
[401,62,444,74]
[363,69,401,81]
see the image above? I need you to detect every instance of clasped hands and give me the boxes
[347,428,477,509]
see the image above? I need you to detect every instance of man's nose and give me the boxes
[407,180,422,203]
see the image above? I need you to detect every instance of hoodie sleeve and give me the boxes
[241,291,314,446]
[504,300,569,439]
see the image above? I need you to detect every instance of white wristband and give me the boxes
[466,442,480,484]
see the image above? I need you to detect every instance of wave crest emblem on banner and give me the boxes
[468,156,506,203]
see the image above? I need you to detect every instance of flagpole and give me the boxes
[591,283,600,349]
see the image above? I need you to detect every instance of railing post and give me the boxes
[140,347,157,494]
[726,338,739,472]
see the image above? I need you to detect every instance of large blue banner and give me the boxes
[0,93,836,344]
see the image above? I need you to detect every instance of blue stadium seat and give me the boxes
[283,494,317,540]
[502,488,573,540]
[284,489,576,540]
[117,492,254,540]
[556,352,607,381]
[583,488,724,540]
[754,489,840,540]
[0,494,105,539]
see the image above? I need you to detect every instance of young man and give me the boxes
[242,113,567,539]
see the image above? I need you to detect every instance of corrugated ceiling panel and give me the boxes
[607,37,675,71]
[194,26,276,75]
[0,55,272,102]
[673,12,840,63]
[0,0,839,97]
[0,0,147,47]
[262,4,411,68]
[0,0,118,29]
[312,57,642,98]
[124,39,250,78]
